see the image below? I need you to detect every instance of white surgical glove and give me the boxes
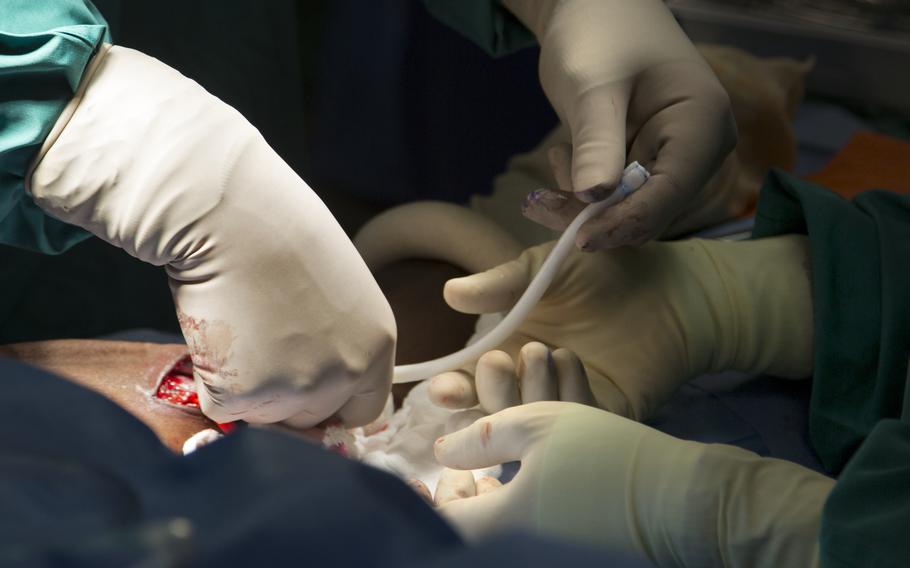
[27,45,396,428]
[503,0,737,249]
[434,402,834,567]
[430,236,813,421]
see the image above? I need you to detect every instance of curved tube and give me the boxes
[392,162,650,383]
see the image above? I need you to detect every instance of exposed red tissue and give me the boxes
[154,356,199,408]
[328,442,348,457]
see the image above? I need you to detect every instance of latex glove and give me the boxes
[436,340,596,419]
[430,236,813,421]
[27,45,396,428]
[475,341,596,413]
[502,0,737,249]
[409,468,502,508]
[436,339,598,446]
[434,402,834,567]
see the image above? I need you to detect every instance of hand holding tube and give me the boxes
[428,234,814,421]
[503,0,737,249]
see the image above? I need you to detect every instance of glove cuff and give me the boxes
[671,444,833,568]
[26,43,112,192]
[538,406,832,567]
[535,406,707,560]
[27,45,254,266]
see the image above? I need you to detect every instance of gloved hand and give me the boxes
[433,339,599,443]
[27,45,396,428]
[430,236,813,421]
[434,402,834,567]
[466,341,596,415]
[434,340,596,419]
[502,0,737,249]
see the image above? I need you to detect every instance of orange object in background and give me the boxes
[734,130,910,220]
[805,131,910,197]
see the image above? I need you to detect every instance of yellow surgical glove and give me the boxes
[430,236,813,421]
[435,402,834,567]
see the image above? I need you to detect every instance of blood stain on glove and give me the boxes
[176,310,239,392]
[479,420,492,447]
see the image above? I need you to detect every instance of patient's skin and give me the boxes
[0,339,331,452]
[0,339,211,452]
[0,260,477,453]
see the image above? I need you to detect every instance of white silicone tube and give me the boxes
[392,162,650,384]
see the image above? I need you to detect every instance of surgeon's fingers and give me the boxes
[443,255,533,315]
[552,348,596,405]
[435,403,559,470]
[577,83,735,251]
[569,86,631,203]
[434,468,477,506]
[524,86,631,232]
[475,350,521,414]
[407,479,434,505]
[574,172,682,250]
[629,70,736,209]
[436,489,510,542]
[521,188,585,233]
[445,409,486,434]
[428,370,479,409]
[548,142,574,193]
[517,342,558,403]
[521,142,583,231]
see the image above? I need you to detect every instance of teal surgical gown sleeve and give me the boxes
[752,170,910,567]
[421,0,535,57]
[0,0,110,254]
[821,413,910,568]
